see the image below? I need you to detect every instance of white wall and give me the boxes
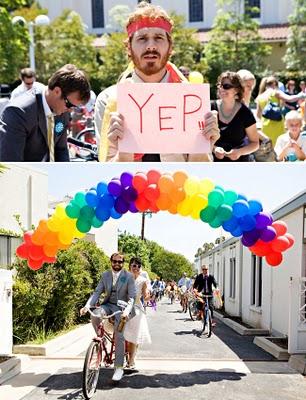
[0,164,48,232]
[90,218,118,257]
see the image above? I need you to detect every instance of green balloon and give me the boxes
[214,185,225,193]
[74,192,87,208]
[65,203,80,219]
[208,189,224,208]
[200,206,216,223]
[209,217,223,228]
[217,204,233,221]
[80,205,95,220]
[91,216,104,228]
[224,190,238,206]
[76,218,91,233]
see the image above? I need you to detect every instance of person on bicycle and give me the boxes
[80,252,136,382]
[193,265,218,326]
[178,272,191,313]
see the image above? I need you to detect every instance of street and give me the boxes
[17,297,306,400]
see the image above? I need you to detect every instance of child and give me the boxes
[274,110,306,161]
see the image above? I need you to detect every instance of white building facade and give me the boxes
[38,0,294,35]
[197,190,306,355]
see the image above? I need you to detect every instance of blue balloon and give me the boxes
[248,199,263,216]
[237,193,248,201]
[98,193,115,209]
[222,216,239,232]
[231,225,243,237]
[85,190,98,208]
[239,214,256,232]
[232,200,249,218]
[95,206,111,222]
[110,208,123,219]
[96,181,108,196]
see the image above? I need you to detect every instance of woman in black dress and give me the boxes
[211,71,259,162]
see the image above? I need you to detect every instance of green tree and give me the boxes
[118,231,151,271]
[107,4,131,31]
[34,10,98,83]
[11,1,48,22]
[283,0,306,76]
[204,0,271,86]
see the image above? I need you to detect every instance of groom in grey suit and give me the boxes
[81,252,136,382]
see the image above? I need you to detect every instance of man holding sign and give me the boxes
[95,1,220,162]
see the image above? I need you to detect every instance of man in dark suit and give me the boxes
[0,64,91,161]
[80,253,136,382]
[193,265,218,324]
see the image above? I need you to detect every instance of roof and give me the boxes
[197,24,290,43]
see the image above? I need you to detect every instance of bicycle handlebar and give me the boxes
[87,308,122,319]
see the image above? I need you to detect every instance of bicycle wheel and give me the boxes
[201,309,212,337]
[82,341,101,399]
[189,300,199,321]
[76,128,96,144]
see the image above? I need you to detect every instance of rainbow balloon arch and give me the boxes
[16,170,294,270]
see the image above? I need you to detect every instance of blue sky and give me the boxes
[32,163,305,262]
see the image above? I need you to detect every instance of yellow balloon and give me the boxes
[55,203,67,219]
[58,230,74,245]
[189,71,204,84]
[177,197,192,216]
[191,194,208,210]
[190,208,201,220]
[199,178,215,196]
[184,177,200,196]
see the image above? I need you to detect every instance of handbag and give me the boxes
[253,139,277,162]
[262,101,282,121]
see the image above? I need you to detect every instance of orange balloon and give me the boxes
[168,202,178,215]
[156,193,171,210]
[173,171,188,188]
[37,220,49,233]
[44,231,60,247]
[43,244,59,258]
[169,187,186,204]
[31,230,47,246]
[158,174,175,193]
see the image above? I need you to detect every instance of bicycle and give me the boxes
[67,136,98,162]
[82,301,128,399]
[197,294,213,337]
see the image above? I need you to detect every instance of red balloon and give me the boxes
[272,220,287,236]
[28,258,43,270]
[147,170,161,184]
[16,243,29,259]
[29,245,45,261]
[266,251,283,267]
[23,231,33,245]
[285,233,295,248]
[134,195,150,212]
[148,202,159,213]
[144,184,160,202]
[132,173,148,193]
[43,256,57,264]
[271,236,290,252]
[249,240,271,257]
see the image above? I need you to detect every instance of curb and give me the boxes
[0,355,30,385]
[13,323,92,356]
[253,337,289,360]
[288,354,306,375]
[214,311,269,336]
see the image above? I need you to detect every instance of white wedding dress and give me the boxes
[124,275,152,345]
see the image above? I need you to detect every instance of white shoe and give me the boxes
[112,368,124,382]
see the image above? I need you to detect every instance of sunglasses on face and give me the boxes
[63,95,78,109]
[219,83,235,90]
[112,260,123,265]
[130,263,141,268]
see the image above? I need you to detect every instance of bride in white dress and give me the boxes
[124,257,151,368]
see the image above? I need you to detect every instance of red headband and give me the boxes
[127,17,172,37]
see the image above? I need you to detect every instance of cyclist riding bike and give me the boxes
[193,265,218,326]
[177,272,191,313]
[80,252,136,382]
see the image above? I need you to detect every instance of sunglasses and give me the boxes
[130,263,141,268]
[63,95,78,109]
[112,260,123,265]
[219,83,235,90]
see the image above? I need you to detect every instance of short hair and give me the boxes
[217,71,244,102]
[110,252,124,262]
[285,110,303,123]
[201,265,208,270]
[129,256,142,266]
[237,69,255,83]
[20,68,36,80]
[48,64,91,104]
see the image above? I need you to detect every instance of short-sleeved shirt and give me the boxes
[274,131,306,160]
[211,100,256,162]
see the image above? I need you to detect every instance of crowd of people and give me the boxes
[1,2,305,162]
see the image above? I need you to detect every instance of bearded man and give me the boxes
[95,1,219,162]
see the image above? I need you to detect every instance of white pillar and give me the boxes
[0,269,13,355]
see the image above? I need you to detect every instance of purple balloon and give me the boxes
[243,229,261,244]
[241,235,256,247]
[114,197,129,214]
[129,202,139,213]
[260,226,277,242]
[255,212,272,229]
[108,179,122,197]
[120,172,134,188]
[122,186,138,203]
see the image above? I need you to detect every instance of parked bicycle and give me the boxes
[82,301,128,399]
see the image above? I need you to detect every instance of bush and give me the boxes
[11,240,109,344]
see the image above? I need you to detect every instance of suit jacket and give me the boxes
[0,91,70,161]
[86,269,136,317]
[193,274,217,295]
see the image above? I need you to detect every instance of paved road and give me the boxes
[19,298,306,400]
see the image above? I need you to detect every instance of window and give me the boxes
[230,257,236,299]
[138,0,151,3]
[92,0,104,29]
[189,0,203,22]
[0,235,22,268]
[245,0,261,18]
[251,255,263,307]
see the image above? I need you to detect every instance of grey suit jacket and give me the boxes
[0,91,70,161]
[86,269,136,316]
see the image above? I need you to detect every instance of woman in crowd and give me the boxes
[211,71,259,162]
[237,69,256,107]
[274,110,306,161]
[124,257,151,369]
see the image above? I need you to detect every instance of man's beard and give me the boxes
[130,49,170,76]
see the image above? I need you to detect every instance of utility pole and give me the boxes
[141,211,152,240]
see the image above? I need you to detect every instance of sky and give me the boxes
[27,162,306,262]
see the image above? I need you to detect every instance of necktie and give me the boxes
[205,276,208,293]
[47,114,55,162]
